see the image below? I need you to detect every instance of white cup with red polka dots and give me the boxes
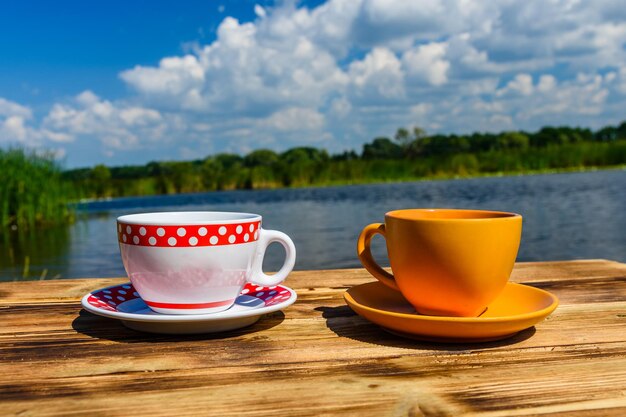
[116,211,296,315]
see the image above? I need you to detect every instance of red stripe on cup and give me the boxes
[117,221,261,247]
[143,299,236,309]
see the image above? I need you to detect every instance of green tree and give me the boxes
[244,149,279,167]
[201,158,222,191]
[419,135,470,156]
[201,154,245,190]
[331,150,358,161]
[469,133,498,152]
[411,126,427,142]
[362,138,403,159]
[448,154,479,175]
[394,128,410,148]
[404,127,427,158]
[495,132,530,150]
[165,161,200,193]
[394,126,427,157]
[595,126,618,142]
[531,127,569,147]
[214,153,244,169]
[616,122,626,140]
[279,147,329,186]
[281,147,329,164]
[243,149,280,188]
[56,119,626,198]
[90,164,111,198]
[216,154,246,189]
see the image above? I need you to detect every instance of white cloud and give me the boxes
[475,71,614,129]
[2,116,28,141]
[519,73,611,118]
[262,107,325,131]
[0,113,72,147]
[121,16,347,115]
[330,97,352,119]
[120,55,205,110]
[101,0,626,153]
[348,47,405,100]
[537,75,557,92]
[498,74,535,96]
[4,0,626,165]
[42,129,74,143]
[410,103,430,117]
[349,0,496,50]
[42,91,165,151]
[0,99,43,146]
[402,42,450,86]
[254,5,266,19]
[119,107,162,126]
[75,90,100,106]
[617,66,626,94]
[0,98,32,119]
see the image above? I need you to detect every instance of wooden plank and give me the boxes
[2,259,625,305]
[1,260,626,416]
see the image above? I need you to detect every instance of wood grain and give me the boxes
[1,259,626,416]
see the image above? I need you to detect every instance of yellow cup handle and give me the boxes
[357,223,399,291]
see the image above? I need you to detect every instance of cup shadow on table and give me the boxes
[72,309,285,343]
[315,305,536,351]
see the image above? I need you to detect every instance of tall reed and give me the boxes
[0,148,74,230]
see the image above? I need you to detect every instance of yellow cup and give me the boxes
[357,209,522,317]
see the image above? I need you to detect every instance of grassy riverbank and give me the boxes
[2,122,626,231]
[299,163,626,188]
[0,149,75,230]
[66,137,626,198]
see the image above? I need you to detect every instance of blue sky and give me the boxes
[1,0,626,168]
[0,1,272,105]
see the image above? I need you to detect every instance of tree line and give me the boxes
[64,122,626,199]
[3,122,624,231]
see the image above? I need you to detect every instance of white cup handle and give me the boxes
[250,229,296,286]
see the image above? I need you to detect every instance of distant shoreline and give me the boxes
[305,163,626,187]
[74,164,626,203]
[6,123,625,229]
[63,123,626,202]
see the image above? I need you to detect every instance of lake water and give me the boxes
[1,169,625,282]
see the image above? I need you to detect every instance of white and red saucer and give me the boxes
[81,282,297,335]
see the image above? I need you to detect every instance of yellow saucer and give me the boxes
[344,281,558,343]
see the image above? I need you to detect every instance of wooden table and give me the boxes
[2,259,626,416]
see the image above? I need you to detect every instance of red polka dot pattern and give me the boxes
[87,282,293,312]
[117,221,261,247]
[87,284,137,312]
